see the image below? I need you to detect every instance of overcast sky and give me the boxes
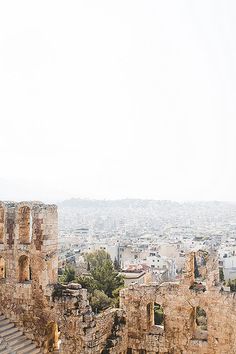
[0,1,236,202]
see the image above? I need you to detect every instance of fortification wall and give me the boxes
[1,200,236,354]
[120,252,236,354]
[0,201,127,354]
[0,202,58,347]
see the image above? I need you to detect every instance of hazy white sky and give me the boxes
[0,0,236,202]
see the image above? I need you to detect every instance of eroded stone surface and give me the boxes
[0,201,126,354]
[0,201,234,354]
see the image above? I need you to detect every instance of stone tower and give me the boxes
[0,201,58,336]
[0,201,58,289]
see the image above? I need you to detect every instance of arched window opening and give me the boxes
[0,257,6,279]
[194,306,208,341]
[189,252,207,292]
[18,206,32,244]
[46,322,60,352]
[19,255,31,282]
[154,303,164,328]
[0,207,5,243]
[147,302,165,331]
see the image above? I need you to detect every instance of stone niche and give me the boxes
[18,205,31,244]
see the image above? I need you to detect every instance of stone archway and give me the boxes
[18,255,31,282]
[45,322,60,352]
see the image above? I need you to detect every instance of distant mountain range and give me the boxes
[58,198,235,209]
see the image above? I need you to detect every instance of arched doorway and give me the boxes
[45,322,60,352]
[18,255,31,282]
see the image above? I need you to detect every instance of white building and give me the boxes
[223,256,236,281]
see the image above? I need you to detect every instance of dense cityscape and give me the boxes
[58,199,236,287]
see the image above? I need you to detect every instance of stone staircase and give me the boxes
[0,314,43,354]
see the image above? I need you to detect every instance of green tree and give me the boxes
[154,304,164,326]
[219,268,224,282]
[59,251,125,313]
[112,286,123,307]
[77,275,97,294]
[85,250,124,297]
[60,265,76,283]
[113,257,120,271]
[90,290,112,313]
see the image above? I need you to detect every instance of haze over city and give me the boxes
[1,0,236,202]
[2,1,236,353]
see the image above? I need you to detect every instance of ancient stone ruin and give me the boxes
[0,201,235,353]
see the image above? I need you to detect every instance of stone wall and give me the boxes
[1,201,236,354]
[0,201,127,354]
[120,252,236,354]
[45,282,127,354]
[0,201,58,348]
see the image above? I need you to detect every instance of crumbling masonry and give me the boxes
[0,201,236,354]
[0,201,126,354]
